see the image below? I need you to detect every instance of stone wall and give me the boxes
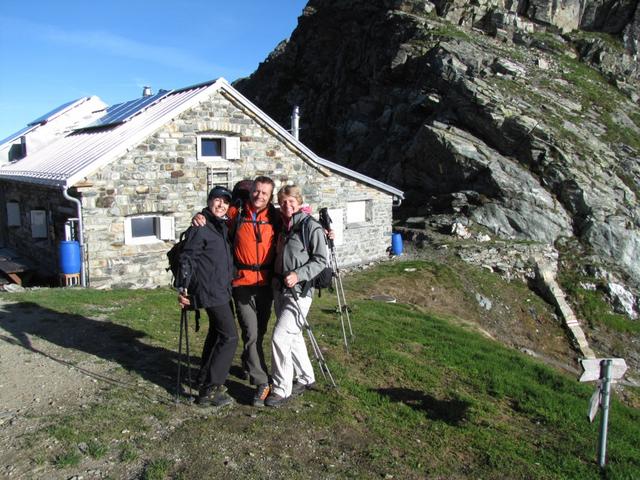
[0,182,78,276]
[76,88,394,288]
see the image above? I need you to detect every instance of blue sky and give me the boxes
[0,1,308,139]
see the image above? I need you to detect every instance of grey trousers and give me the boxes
[232,285,273,386]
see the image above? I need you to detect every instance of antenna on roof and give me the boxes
[142,86,152,97]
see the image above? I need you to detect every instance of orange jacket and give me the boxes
[228,202,280,287]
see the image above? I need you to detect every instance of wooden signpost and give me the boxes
[578,358,628,469]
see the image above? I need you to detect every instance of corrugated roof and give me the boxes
[0,78,403,199]
[0,81,219,188]
[27,98,88,126]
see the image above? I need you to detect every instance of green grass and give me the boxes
[3,261,639,478]
[142,458,172,480]
[53,449,82,469]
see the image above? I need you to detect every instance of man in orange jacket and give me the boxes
[192,176,279,406]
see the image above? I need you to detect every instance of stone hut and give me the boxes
[0,78,403,288]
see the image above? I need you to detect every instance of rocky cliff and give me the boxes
[235,0,640,292]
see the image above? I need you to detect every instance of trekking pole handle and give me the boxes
[285,275,299,301]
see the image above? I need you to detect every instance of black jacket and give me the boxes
[178,209,233,308]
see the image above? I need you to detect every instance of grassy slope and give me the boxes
[4,261,639,479]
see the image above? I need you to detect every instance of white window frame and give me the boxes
[124,214,174,245]
[197,135,240,161]
[346,200,372,226]
[6,201,20,227]
[30,209,48,238]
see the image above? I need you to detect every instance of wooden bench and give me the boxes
[0,248,35,286]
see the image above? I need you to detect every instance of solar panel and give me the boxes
[81,89,171,130]
[28,98,83,126]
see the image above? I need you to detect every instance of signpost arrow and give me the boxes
[587,387,601,423]
[579,358,627,383]
[578,358,627,469]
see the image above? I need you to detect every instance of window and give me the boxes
[346,200,372,226]
[6,202,20,227]
[197,135,240,161]
[124,215,174,245]
[30,209,48,238]
[202,138,222,157]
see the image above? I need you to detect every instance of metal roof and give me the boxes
[0,125,37,147]
[0,96,102,148]
[0,78,404,199]
[28,98,87,126]
[0,81,218,188]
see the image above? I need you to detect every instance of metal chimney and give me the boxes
[291,105,300,140]
[142,86,152,97]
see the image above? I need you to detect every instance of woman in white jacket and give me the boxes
[265,185,329,407]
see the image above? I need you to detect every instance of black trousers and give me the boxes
[197,302,238,388]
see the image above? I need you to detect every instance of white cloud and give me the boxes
[0,15,242,77]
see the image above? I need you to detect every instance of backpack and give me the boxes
[295,216,334,296]
[166,223,217,330]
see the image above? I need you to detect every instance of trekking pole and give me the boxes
[328,248,349,352]
[175,307,194,403]
[319,208,354,349]
[288,287,337,388]
[330,247,353,340]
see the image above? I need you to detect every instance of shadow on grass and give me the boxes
[375,387,470,425]
[0,301,198,402]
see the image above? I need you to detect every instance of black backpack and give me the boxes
[295,216,334,296]
[166,223,217,330]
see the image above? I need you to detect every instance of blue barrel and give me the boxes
[391,233,403,256]
[59,241,81,274]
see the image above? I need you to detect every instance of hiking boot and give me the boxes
[291,381,316,396]
[252,383,270,407]
[196,385,233,408]
[264,392,288,408]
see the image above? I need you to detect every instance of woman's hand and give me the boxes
[284,271,299,289]
[178,293,191,308]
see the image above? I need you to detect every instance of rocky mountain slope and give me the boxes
[235,0,640,307]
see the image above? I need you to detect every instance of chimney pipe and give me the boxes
[142,86,152,97]
[291,105,300,141]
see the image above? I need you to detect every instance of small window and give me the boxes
[6,201,20,227]
[202,138,222,157]
[346,200,371,226]
[124,215,174,245]
[197,135,240,161]
[30,209,48,238]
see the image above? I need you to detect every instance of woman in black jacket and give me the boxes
[177,186,238,407]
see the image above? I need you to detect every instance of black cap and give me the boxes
[207,185,232,202]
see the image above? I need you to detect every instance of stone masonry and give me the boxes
[64,88,394,288]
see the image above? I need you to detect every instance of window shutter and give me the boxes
[327,208,344,246]
[225,137,240,160]
[6,202,20,227]
[30,210,48,238]
[158,216,175,240]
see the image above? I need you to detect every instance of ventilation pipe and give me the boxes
[61,187,86,287]
[142,86,152,97]
[291,106,300,140]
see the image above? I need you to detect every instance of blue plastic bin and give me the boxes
[391,233,403,256]
[59,240,81,274]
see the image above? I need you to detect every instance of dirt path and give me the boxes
[0,297,156,479]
